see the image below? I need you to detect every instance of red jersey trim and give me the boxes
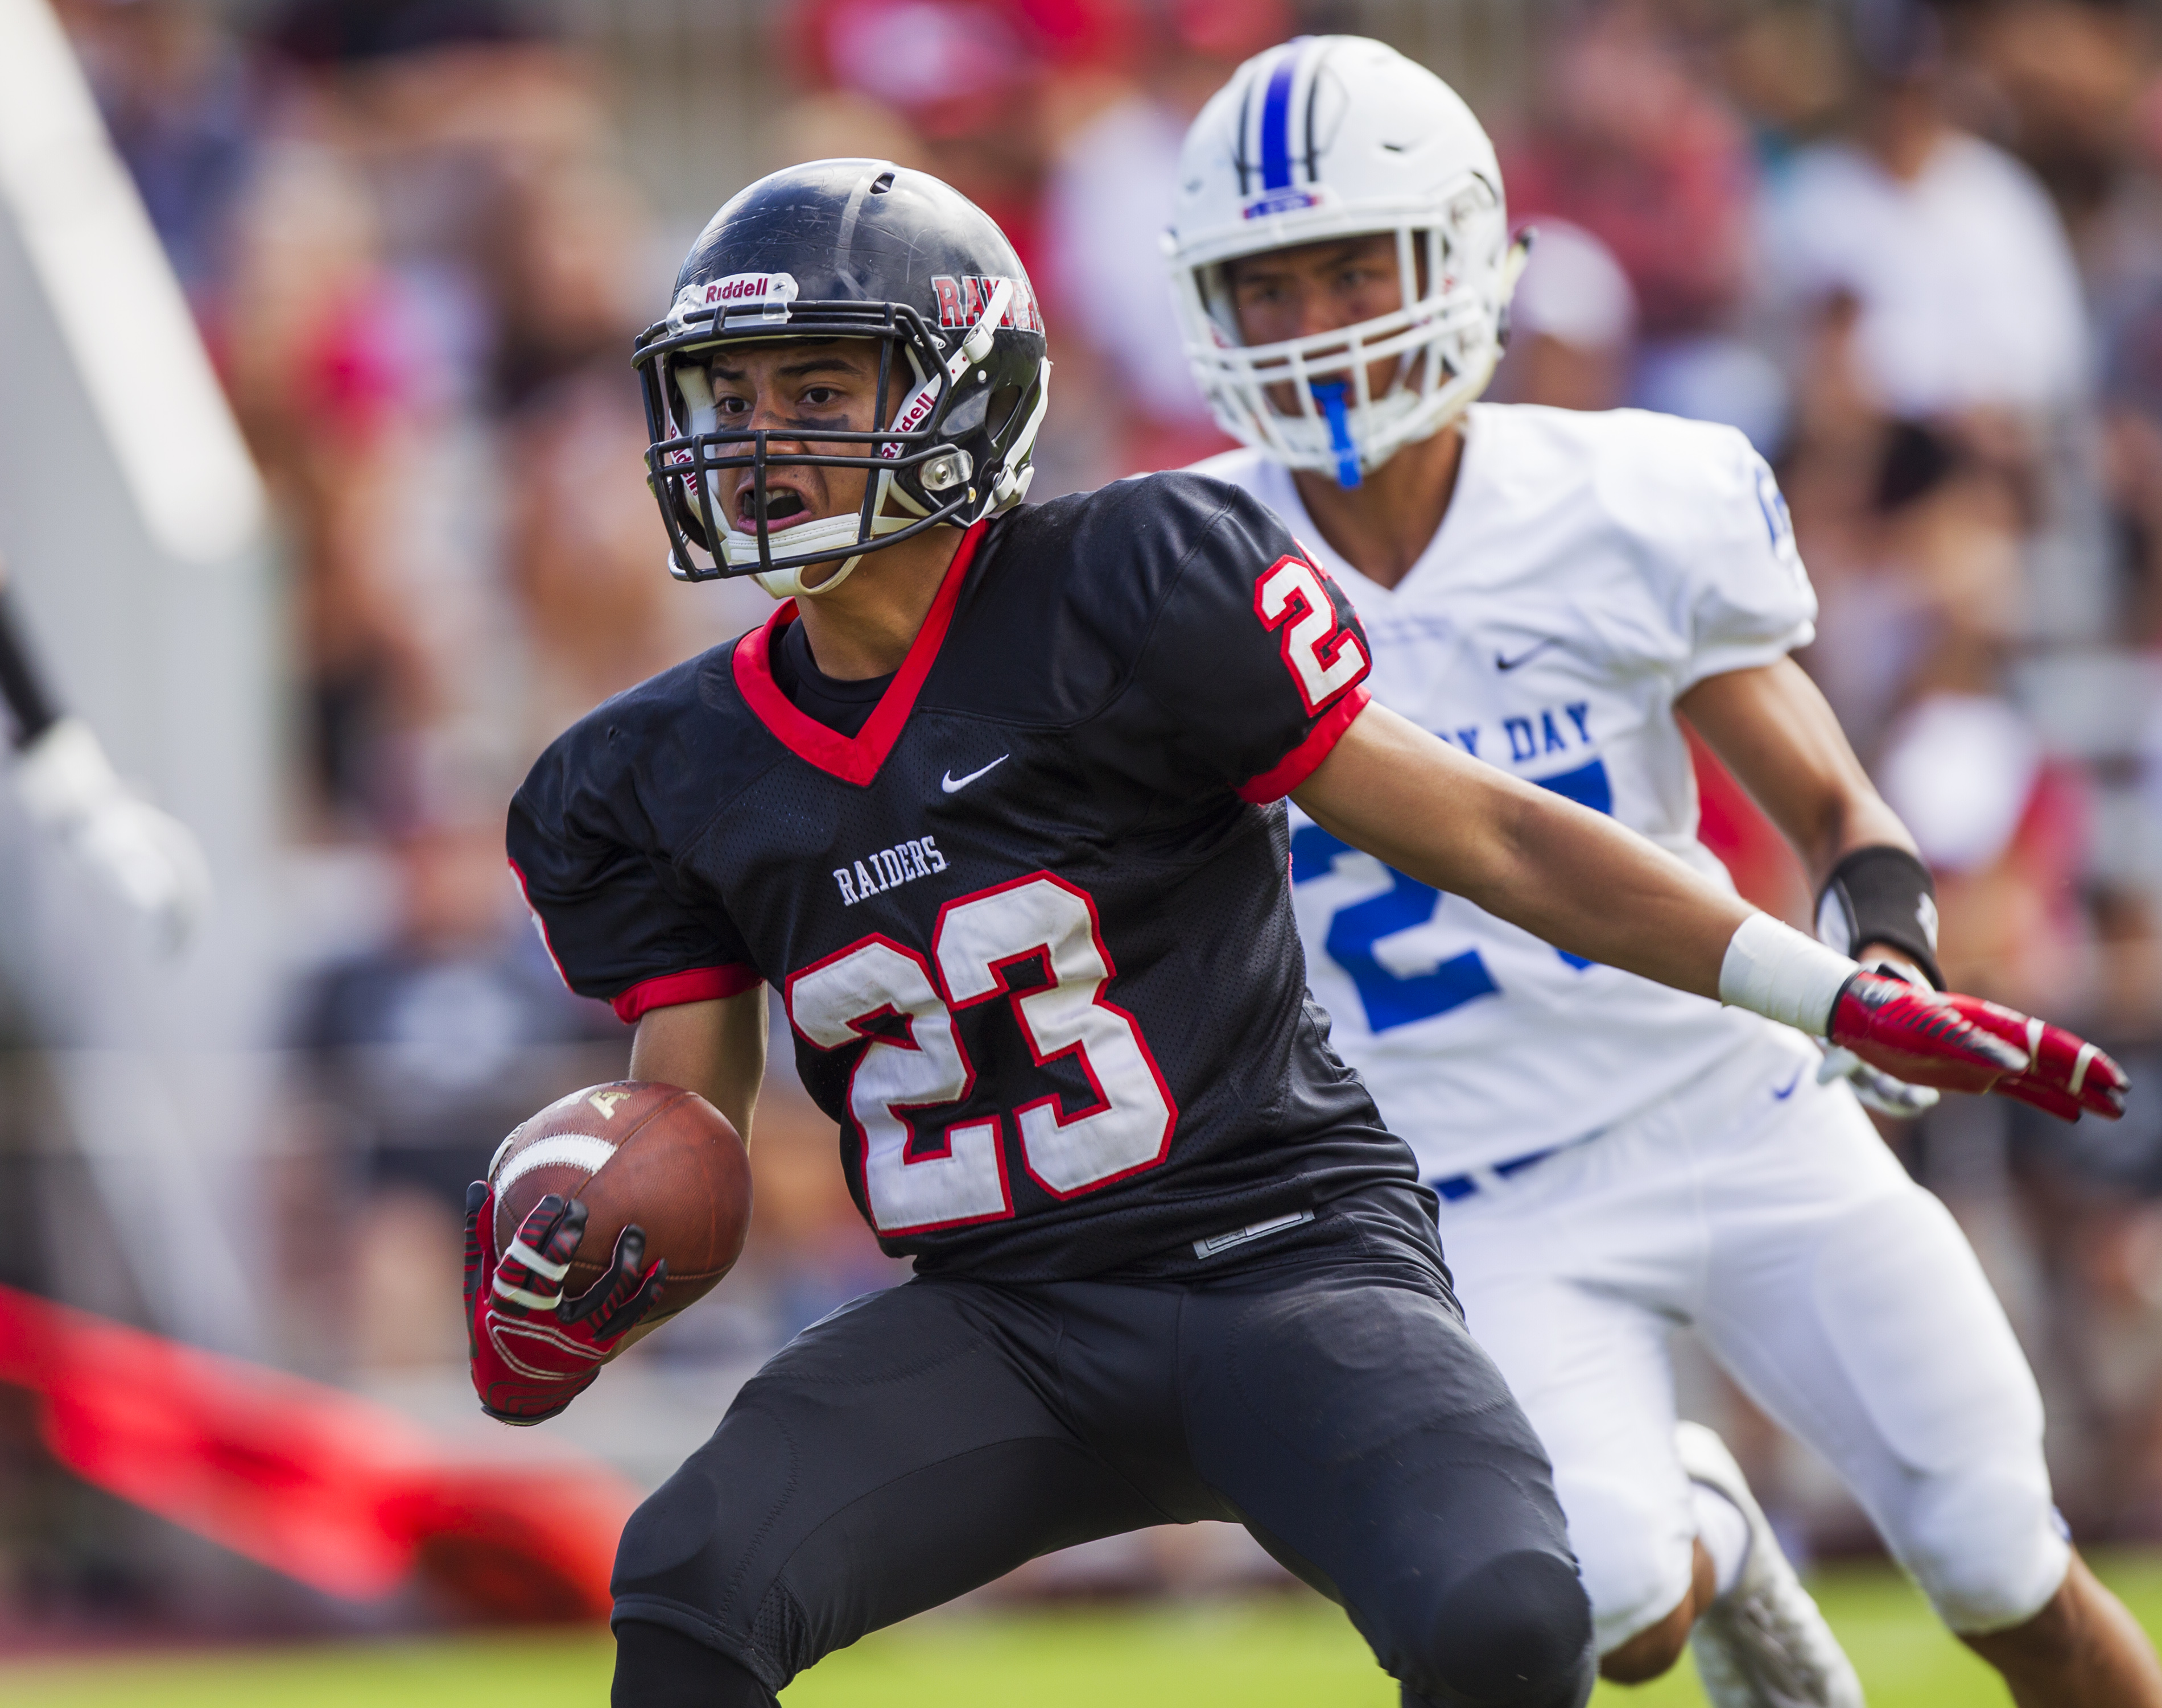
[731,521,989,787]
[1235,684,1371,805]
[612,964,762,1024]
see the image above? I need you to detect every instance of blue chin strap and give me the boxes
[1311,381,1363,489]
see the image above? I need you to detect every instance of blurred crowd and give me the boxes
[35,0,2162,1589]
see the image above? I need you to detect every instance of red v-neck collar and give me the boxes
[732,520,988,787]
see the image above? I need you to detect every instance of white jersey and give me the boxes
[1194,403,1820,1174]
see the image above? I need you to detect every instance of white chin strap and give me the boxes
[684,281,1016,601]
[731,505,909,601]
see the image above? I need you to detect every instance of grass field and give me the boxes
[5,1554,2159,1706]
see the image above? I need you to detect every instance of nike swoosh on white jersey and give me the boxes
[941,755,1009,793]
[1494,637,1562,671]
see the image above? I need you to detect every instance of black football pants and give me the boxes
[610,1190,1593,1708]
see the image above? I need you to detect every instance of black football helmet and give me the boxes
[632,159,1051,597]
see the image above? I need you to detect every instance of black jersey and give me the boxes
[509,472,1418,1281]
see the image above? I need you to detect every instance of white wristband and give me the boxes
[1718,912,1860,1037]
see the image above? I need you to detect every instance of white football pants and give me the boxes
[1433,1028,2069,1655]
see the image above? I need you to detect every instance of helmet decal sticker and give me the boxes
[673,271,799,324]
[931,275,1042,333]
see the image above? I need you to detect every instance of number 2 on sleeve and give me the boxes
[1255,555,1368,715]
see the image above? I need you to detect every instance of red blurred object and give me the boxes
[794,0,1033,130]
[1167,0,1291,59]
[1504,14,1756,340]
[0,1284,636,1621]
[791,0,1141,131]
[1690,728,1810,925]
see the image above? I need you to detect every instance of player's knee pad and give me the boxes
[1892,1462,2069,1635]
[611,1415,808,1692]
[1548,1466,1694,1656]
[1400,1548,1594,1708]
[613,1618,778,1708]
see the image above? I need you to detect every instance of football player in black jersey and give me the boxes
[471,160,2126,1708]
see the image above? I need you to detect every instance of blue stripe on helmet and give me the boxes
[1259,46,1301,191]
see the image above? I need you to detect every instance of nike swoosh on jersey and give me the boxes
[1494,638,1562,671]
[940,754,1009,794]
[1772,1069,1802,1100]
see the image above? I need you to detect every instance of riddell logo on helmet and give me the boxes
[702,272,795,307]
[931,275,1042,333]
[880,381,942,457]
[676,272,799,319]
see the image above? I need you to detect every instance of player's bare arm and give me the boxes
[629,988,769,1144]
[1297,699,1747,1000]
[1297,674,2118,1117]
[1684,660,1955,1117]
[1679,660,1911,882]
[1681,659,1920,942]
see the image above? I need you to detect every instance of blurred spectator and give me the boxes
[1951,0,2151,246]
[216,144,443,830]
[284,818,622,1368]
[1763,0,2090,422]
[56,0,258,300]
[787,0,1077,278]
[262,0,533,67]
[1491,218,1638,412]
[1038,0,1288,480]
[1878,691,2086,1006]
[218,5,676,833]
[485,160,654,411]
[2041,21,2162,646]
[504,360,765,753]
[1510,2,1756,339]
[762,90,934,181]
[1798,414,2036,748]
[1760,0,2106,761]
[291,819,621,1208]
[1507,1,1787,447]
[1718,0,1851,162]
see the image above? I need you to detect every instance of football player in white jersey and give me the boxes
[1168,36,2162,1708]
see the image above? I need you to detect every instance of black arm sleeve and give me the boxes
[508,716,760,1024]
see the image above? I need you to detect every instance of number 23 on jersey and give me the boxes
[787,874,1178,1234]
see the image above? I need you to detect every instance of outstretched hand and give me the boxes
[463,1182,667,1425]
[1828,972,2127,1123]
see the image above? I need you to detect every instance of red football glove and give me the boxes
[1829,972,2128,1122]
[463,1181,667,1425]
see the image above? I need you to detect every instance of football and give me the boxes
[488,1080,752,1323]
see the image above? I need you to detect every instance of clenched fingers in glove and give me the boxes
[463,1182,667,1425]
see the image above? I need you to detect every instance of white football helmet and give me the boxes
[1166,36,1526,485]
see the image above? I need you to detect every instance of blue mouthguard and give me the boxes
[1311,381,1362,489]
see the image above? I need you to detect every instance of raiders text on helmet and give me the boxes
[633,160,1052,599]
[1166,37,1528,486]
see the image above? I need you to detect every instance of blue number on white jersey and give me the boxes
[1295,757,1615,1033]
[1292,824,1497,1030]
